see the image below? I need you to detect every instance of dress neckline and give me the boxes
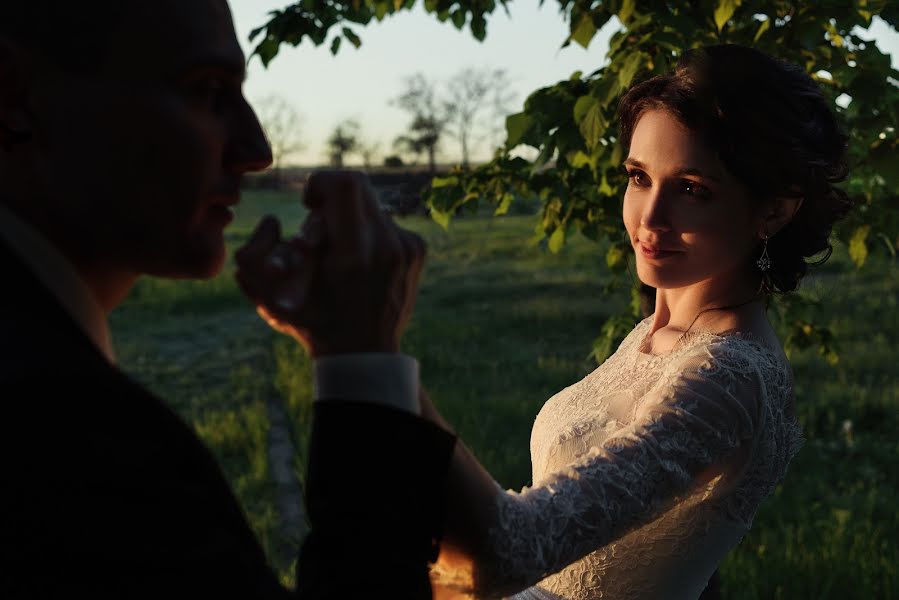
[632,316,779,362]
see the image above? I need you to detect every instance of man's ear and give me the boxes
[0,38,33,151]
[762,195,804,238]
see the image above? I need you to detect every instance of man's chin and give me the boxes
[148,244,227,281]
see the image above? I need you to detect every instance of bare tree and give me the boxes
[326,119,360,168]
[393,74,447,173]
[356,138,381,170]
[253,94,304,174]
[444,67,515,168]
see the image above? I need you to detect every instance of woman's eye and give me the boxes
[681,180,710,199]
[626,169,649,187]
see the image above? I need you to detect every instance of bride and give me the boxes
[425,44,850,599]
[241,44,851,599]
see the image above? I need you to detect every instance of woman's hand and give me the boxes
[234,171,427,357]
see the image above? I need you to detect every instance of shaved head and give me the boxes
[0,2,135,71]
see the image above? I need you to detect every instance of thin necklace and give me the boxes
[645,295,762,354]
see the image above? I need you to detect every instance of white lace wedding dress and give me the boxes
[431,316,803,599]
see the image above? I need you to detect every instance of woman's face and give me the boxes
[622,109,763,291]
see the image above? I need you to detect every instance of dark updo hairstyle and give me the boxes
[618,44,852,293]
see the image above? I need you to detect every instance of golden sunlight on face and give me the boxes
[622,110,761,290]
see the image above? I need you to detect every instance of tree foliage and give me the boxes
[251,0,899,362]
[326,118,361,168]
[392,74,446,173]
[390,68,516,169]
[444,67,516,167]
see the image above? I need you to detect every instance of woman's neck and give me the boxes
[649,269,761,337]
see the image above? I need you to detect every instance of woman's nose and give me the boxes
[640,190,671,232]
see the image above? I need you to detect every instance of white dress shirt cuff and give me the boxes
[313,353,421,415]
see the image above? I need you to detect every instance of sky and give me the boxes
[227,1,899,167]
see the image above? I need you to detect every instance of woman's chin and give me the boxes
[636,265,696,290]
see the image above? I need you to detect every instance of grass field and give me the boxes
[109,189,898,597]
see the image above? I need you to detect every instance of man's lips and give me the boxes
[209,194,240,207]
[206,195,239,226]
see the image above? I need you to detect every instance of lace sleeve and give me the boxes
[432,342,766,598]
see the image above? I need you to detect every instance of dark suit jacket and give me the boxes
[0,238,456,598]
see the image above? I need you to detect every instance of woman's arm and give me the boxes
[419,343,770,599]
[419,388,501,567]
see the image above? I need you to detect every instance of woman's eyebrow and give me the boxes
[672,166,721,183]
[623,158,721,183]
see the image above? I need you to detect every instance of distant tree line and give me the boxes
[254,66,514,173]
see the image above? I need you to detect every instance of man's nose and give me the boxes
[225,98,274,174]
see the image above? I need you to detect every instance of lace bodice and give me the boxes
[431,317,803,599]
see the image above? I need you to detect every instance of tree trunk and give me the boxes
[461,132,469,169]
[427,146,436,174]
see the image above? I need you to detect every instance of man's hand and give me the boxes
[234,171,427,357]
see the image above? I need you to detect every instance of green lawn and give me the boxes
[110,189,898,597]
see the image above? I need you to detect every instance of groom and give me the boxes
[0,1,454,598]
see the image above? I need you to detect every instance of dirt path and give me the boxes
[266,392,308,570]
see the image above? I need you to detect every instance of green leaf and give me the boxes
[431,175,459,189]
[330,36,342,55]
[451,9,466,29]
[599,173,614,196]
[430,207,451,230]
[573,95,596,123]
[571,14,597,49]
[505,112,534,147]
[714,0,741,33]
[579,100,606,150]
[495,193,515,216]
[610,143,623,165]
[591,315,636,364]
[618,0,635,23]
[877,233,896,258]
[606,243,625,268]
[849,225,870,268]
[548,226,566,254]
[471,15,487,41]
[255,37,281,67]
[753,18,770,42]
[568,150,593,169]
[617,51,645,90]
[533,139,556,170]
[375,2,389,20]
[393,0,404,10]
[342,27,362,49]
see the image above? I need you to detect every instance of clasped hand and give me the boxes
[234,171,426,357]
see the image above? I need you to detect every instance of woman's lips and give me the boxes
[639,243,682,260]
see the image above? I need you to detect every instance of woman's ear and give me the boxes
[762,195,804,238]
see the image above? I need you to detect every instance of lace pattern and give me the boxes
[431,317,802,599]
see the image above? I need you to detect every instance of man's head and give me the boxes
[0,0,273,283]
